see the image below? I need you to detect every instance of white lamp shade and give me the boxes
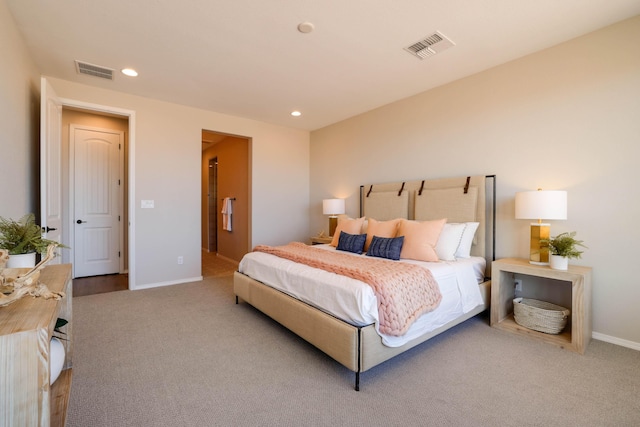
[515,190,567,220]
[322,198,345,216]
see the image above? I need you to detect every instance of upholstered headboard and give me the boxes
[360,175,496,276]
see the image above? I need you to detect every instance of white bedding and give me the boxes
[238,244,485,347]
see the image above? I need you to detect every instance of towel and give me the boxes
[222,197,233,231]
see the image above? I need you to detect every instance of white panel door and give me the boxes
[72,126,122,277]
[40,77,63,264]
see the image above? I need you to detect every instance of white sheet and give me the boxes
[238,244,485,347]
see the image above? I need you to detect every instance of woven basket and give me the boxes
[513,298,570,334]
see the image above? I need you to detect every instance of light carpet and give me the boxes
[67,274,640,426]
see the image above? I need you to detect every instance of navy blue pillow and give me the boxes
[366,235,404,260]
[336,231,367,254]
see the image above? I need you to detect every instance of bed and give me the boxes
[234,175,496,390]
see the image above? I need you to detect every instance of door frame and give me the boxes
[208,157,218,253]
[69,124,125,277]
[40,78,63,265]
[58,98,137,289]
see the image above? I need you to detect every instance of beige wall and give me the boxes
[311,16,640,347]
[0,1,41,219]
[201,135,249,262]
[46,77,309,289]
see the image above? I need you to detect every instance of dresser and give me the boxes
[0,264,73,426]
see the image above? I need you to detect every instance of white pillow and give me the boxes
[435,223,466,261]
[455,222,480,258]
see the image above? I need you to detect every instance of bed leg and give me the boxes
[355,326,362,391]
[235,296,238,304]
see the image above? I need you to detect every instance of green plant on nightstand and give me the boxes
[541,231,586,270]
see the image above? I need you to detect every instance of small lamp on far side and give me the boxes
[322,198,345,237]
[515,189,567,265]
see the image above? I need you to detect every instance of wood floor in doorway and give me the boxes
[73,251,238,297]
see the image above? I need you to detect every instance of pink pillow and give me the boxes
[330,217,365,247]
[397,218,447,262]
[365,218,401,251]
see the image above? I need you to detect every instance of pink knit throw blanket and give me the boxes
[253,242,442,336]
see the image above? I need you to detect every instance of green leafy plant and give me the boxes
[541,232,586,259]
[0,213,65,255]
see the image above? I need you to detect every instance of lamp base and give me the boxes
[529,223,550,264]
[329,216,338,237]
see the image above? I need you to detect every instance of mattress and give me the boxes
[238,244,485,347]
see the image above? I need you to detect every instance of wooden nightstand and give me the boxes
[310,236,332,245]
[490,258,592,354]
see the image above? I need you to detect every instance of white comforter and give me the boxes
[238,244,485,347]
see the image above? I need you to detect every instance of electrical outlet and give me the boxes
[177,256,183,265]
[514,279,522,292]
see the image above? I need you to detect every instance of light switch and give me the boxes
[141,200,154,209]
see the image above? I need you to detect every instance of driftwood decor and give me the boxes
[0,244,64,307]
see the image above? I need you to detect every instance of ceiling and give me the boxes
[6,1,640,131]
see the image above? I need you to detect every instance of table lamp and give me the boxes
[515,189,567,264]
[322,198,345,237]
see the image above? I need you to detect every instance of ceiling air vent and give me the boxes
[75,60,114,80]
[404,31,455,60]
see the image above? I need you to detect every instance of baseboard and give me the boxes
[592,332,640,351]
[131,276,203,290]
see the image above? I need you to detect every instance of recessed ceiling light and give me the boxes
[291,111,302,117]
[121,68,138,77]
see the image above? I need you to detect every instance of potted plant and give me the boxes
[0,213,64,267]
[542,231,586,270]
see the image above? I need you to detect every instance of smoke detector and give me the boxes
[75,60,114,80]
[404,31,455,59]
[297,22,314,33]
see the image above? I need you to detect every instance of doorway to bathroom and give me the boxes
[201,130,250,271]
